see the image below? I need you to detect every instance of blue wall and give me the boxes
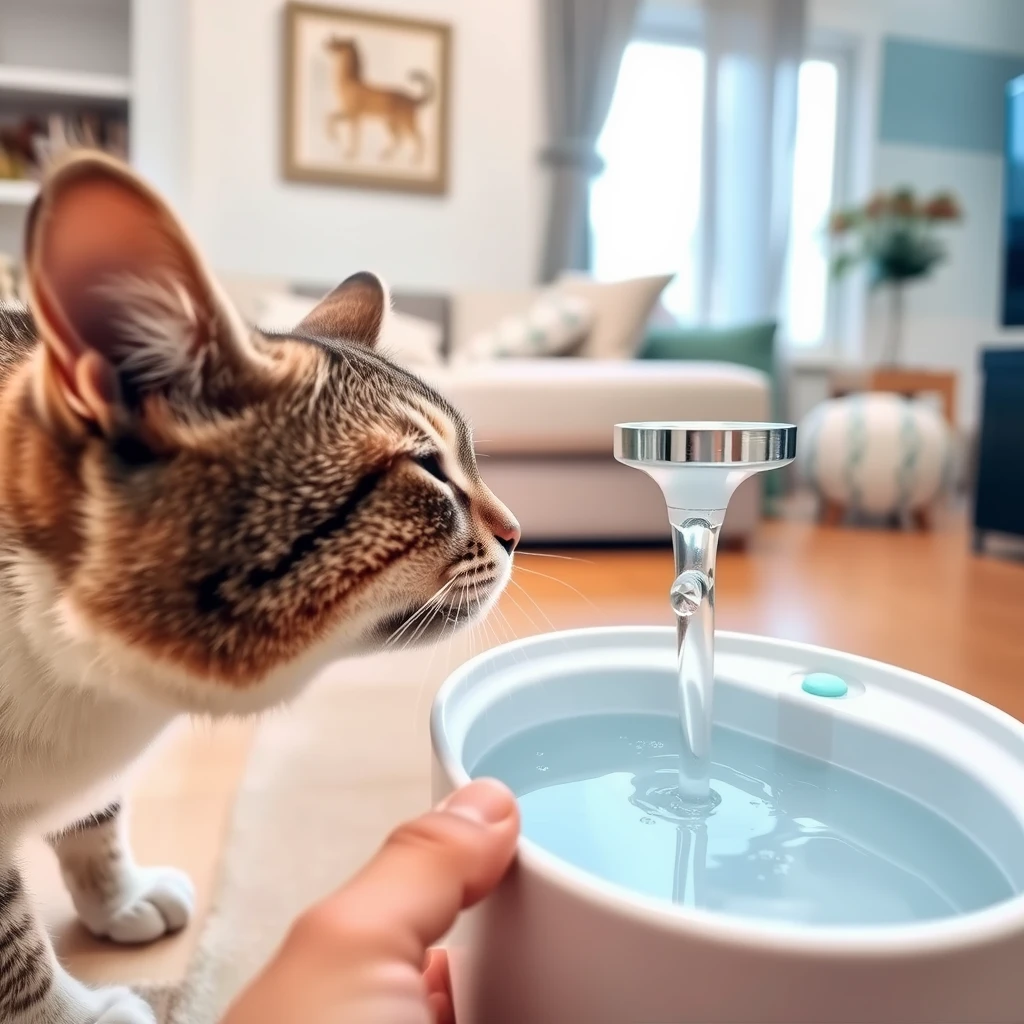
[880,38,1024,153]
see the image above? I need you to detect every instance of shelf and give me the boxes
[0,180,39,206]
[0,65,130,103]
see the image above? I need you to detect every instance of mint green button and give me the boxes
[802,672,848,698]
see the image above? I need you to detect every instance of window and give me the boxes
[590,42,705,321]
[590,37,850,350]
[781,57,843,348]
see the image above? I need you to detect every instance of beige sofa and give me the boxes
[223,278,773,545]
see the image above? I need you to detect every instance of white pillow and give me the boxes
[250,291,442,369]
[554,272,673,359]
[458,293,593,363]
[379,309,444,368]
[252,291,318,333]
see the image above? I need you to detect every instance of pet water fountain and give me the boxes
[431,423,1024,1023]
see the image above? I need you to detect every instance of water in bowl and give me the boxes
[472,712,1013,926]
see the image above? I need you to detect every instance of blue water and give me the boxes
[472,713,1013,926]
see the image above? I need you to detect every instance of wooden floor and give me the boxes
[33,515,1024,988]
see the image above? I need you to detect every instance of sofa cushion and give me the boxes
[639,320,777,378]
[422,359,770,455]
[457,293,593,362]
[451,289,540,355]
[555,271,673,359]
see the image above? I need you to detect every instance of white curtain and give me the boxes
[539,0,641,282]
[698,0,807,325]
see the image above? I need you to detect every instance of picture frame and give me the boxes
[282,2,451,194]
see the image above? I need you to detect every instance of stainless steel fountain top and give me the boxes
[615,422,797,469]
[614,421,797,805]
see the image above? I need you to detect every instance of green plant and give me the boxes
[829,188,962,365]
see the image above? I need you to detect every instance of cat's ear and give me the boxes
[23,152,267,436]
[295,272,388,349]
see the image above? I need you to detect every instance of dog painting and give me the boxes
[284,4,450,193]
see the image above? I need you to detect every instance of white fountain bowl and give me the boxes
[430,627,1024,1024]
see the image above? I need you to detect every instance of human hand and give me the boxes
[220,778,519,1024]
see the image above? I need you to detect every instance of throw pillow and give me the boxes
[639,320,777,380]
[554,271,674,359]
[457,293,593,362]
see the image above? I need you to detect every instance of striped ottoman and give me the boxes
[798,393,953,527]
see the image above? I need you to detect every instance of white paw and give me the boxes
[93,987,156,1024]
[88,866,195,945]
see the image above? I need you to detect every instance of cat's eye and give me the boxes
[412,452,449,484]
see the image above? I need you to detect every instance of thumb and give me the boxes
[295,778,519,967]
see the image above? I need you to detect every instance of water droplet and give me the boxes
[536,765,549,772]
[536,752,544,757]
[640,817,656,825]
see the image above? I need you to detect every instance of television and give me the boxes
[1002,75,1024,325]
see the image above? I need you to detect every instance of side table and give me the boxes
[829,367,957,426]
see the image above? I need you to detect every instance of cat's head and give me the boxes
[1,152,518,712]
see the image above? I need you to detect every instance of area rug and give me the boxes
[166,635,478,1023]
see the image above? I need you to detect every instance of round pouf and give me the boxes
[798,393,953,517]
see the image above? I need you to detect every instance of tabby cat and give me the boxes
[0,152,518,1023]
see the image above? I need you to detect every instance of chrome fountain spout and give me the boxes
[614,422,797,805]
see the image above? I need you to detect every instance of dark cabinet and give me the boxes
[973,348,1024,549]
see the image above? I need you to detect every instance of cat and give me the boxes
[0,151,518,1023]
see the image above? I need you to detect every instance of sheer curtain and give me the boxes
[538,0,642,281]
[698,0,807,325]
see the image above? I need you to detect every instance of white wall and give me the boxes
[183,0,544,293]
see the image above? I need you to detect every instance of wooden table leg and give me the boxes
[821,499,845,526]
[912,507,932,531]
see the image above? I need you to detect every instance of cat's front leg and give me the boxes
[0,864,154,1023]
[49,801,194,945]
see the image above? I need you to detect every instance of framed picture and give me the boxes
[283,2,451,194]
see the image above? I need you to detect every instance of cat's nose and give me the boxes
[494,522,520,555]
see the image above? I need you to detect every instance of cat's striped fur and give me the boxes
[0,152,517,1023]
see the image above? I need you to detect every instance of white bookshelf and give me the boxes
[0,0,133,257]
[0,180,38,206]
[0,66,130,103]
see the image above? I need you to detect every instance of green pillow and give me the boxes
[638,320,782,504]
[639,320,777,378]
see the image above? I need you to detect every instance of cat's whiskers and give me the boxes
[386,577,457,647]
[397,581,459,651]
[514,564,599,610]
[510,576,561,636]
[515,550,591,563]
[501,582,544,638]
[405,589,453,650]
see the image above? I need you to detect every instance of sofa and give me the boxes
[221,277,774,546]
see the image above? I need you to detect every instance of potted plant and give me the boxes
[829,188,962,365]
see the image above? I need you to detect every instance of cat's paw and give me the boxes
[92,987,157,1024]
[85,866,195,945]
[21,979,155,1024]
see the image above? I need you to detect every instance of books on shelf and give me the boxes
[0,110,129,187]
